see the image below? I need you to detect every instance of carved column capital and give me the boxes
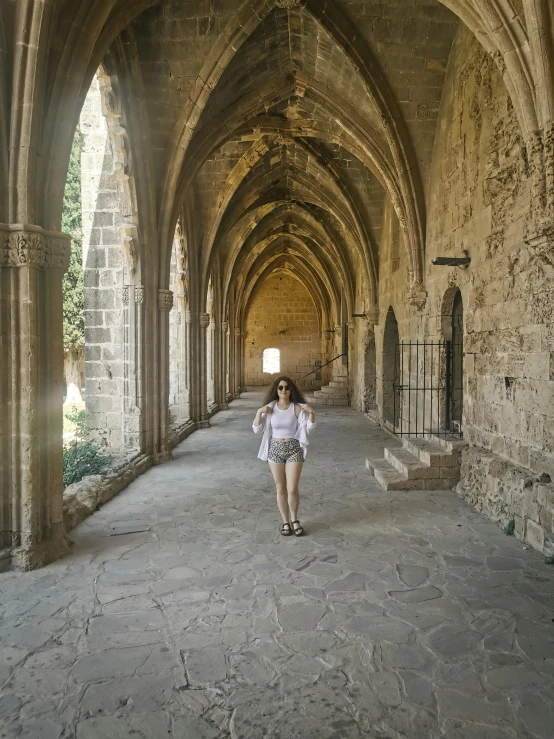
[0,226,71,271]
[234,327,242,337]
[199,312,211,329]
[122,286,130,305]
[221,321,229,333]
[8,229,45,267]
[158,289,174,311]
[135,286,145,304]
[185,310,193,324]
[44,235,71,271]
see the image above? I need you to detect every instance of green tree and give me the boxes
[62,127,85,405]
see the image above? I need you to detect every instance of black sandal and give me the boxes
[280,523,292,536]
[291,520,304,537]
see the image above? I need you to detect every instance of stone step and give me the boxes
[367,455,459,491]
[331,377,348,384]
[365,458,414,491]
[329,381,348,388]
[320,386,348,397]
[384,447,441,480]
[314,388,341,398]
[326,398,349,406]
[305,395,318,404]
[424,433,467,456]
[402,437,455,468]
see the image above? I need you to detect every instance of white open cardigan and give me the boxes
[252,400,316,461]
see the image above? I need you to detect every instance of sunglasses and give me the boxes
[278,385,290,391]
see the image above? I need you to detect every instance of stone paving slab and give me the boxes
[1,393,554,738]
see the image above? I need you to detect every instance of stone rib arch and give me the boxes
[200,138,375,287]
[37,2,159,230]
[159,0,426,280]
[240,255,332,335]
[237,238,339,327]
[203,191,361,308]
[171,76,410,289]
[230,231,342,321]
[221,204,355,320]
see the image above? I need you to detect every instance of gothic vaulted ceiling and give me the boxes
[130,0,460,318]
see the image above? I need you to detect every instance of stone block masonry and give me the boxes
[81,75,130,452]
[245,273,323,387]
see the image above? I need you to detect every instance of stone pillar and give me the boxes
[198,312,211,423]
[156,288,173,462]
[219,322,230,409]
[233,327,243,394]
[0,225,72,569]
[206,315,216,408]
[122,284,144,450]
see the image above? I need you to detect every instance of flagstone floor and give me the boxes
[1,392,553,739]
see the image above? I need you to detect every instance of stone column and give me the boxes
[218,321,230,408]
[122,284,144,450]
[198,312,211,424]
[233,327,242,394]
[206,316,216,408]
[156,288,173,462]
[0,225,72,569]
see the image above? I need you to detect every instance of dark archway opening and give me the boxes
[382,307,399,429]
[450,289,464,432]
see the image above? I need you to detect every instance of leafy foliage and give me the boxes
[503,519,515,536]
[65,408,86,437]
[63,409,110,490]
[63,441,110,489]
[62,127,84,354]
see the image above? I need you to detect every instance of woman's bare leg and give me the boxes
[268,461,289,523]
[285,461,303,526]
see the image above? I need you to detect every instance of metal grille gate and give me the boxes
[392,340,463,438]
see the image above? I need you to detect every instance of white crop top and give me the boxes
[270,403,299,439]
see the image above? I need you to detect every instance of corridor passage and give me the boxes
[1,394,553,739]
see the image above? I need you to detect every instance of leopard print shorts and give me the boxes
[268,438,304,464]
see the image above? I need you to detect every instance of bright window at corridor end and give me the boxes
[263,348,280,374]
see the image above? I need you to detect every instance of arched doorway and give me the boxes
[450,289,464,432]
[382,307,399,429]
[441,287,464,435]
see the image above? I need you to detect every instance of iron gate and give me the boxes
[392,340,463,438]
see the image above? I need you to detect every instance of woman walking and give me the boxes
[253,376,316,536]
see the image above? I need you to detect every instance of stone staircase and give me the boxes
[366,434,467,491]
[305,376,349,406]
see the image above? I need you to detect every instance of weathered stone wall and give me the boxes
[81,76,127,452]
[370,26,554,554]
[245,274,322,387]
[374,194,412,424]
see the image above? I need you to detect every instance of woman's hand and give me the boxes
[258,405,273,414]
[300,404,314,414]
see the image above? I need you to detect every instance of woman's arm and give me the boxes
[253,404,272,432]
[299,403,316,431]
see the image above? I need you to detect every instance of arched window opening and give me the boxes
[168,220,190,427]
[206,275,216,408]
[80,67,142,455]
[263,348,280,374]
[382,307,399,430]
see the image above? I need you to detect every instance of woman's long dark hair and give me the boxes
[264,376,306,405]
